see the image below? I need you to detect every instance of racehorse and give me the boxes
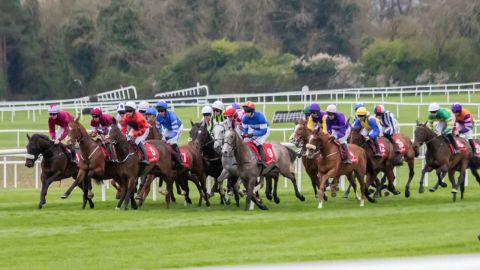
[24,134,88,209]
[221,129,301,210]
[289,119,340,199]
[67,118,139,210]
[412,122,471,202]
[189,122,229,202]
[388,133,416,198]
[349,128,400,198]
[305,129,369,208]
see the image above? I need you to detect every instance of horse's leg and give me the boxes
[196,173,210,207]
[364,173,376,203]
[136,175,146,200]
[38,171,61,209]
[458,162,468,200]
[272,176,281,204]
[404,157,415,198]
[447,169,457,202]
[248,176,268,211]
[343,182,352,198]
[234,178,241,207]
[138,175,153,207]
[418,165,430,194]
[165,178,174,208]
[61,176,80,199]
[265,176,273,201]
[386,168,401,195]
[345,173,358,200]
[317,171,332,209]
[471,168,480,185]
[285,172,305,202]
[354,170,366,207]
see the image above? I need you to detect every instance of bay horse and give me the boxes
[189,122,230,203]
[388,133,416,198]
[305,129,368,208]
[289,119,341,199]
[221,129,301,210]
[67,118,138,210]
[349,128,400,198]
[24,134,89,209]
[413,122,471,202]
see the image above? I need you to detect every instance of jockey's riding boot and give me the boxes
[469,139,477,155]
[68,145,77,164]
[257,144,267,168]
[341,143,352,164]
[387,135,400,153]
[373,138,382,158]
[137,142,150,164]
[171,144,183,169]
[446,134,460,155]
[107,144,118,163]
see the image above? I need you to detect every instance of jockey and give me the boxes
[47,104,76,163]
[232,102,245,122]
[121,101,150,164]
[354,102,367,120]
[224,105,243,135]
[116,103,126,128]
[428,102,459,154]
[242,101,270,167]
[325,104,352,164]
[137,101,150,116]
[155,100,184,168]
[90,107,117,162]
[145,107,157,122]
[452,103,476,153]
[374,105,400,153]
[354,107,382,157]
[211,100,225,132]
[200,106,213,129]
[307,103,327,132]
[303,106,311,120]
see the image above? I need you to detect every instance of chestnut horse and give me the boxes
[67,118,139,209]
[24,134,87,209]
[413,122,471,202]
[305,129,369,208]
[349,129,400,199]
[289,119,340,198]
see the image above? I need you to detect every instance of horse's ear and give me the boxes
[112,117,117,125]
[416,120,419,126]
[190,120,194,127]
[75,116,80,123]
[423,120,428,127]
[26,133,31,141]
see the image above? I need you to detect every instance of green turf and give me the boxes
[0,175,479,269]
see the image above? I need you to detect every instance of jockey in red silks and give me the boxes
[224,105,243,136]
[47,104,76,163]
[90,106,117,162]
[121,101,150,164]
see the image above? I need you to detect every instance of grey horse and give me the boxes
[216,127,301,210]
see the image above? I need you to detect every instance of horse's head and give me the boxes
[67,117,85,145]
[25,134,48,167]
[106,121,125,145]
[222,129,237,156]
[305,128,327,158]
[413,120,432,157]
[289,119,310,148]
[213,122,227,153]
[349,128,366,146]
[189,121,210,148]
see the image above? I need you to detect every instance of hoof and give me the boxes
[419,186,425,193]
[390,189,400,196]
[440,182,448,188]
[367,196,376,203]
[429,187,437,192]
[360,200,365,207]
[405,189,410,198]
[61,193,69,199]
[273,197,280,204]
[87,191,94,199]
[115,207,121,210]
[266,194,273,201]
[343,192,349,199]
[317,202,323,209]
[297,194,305,202]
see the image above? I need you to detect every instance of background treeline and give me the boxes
[0,0,479,100]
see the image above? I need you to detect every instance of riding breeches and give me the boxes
[55,127,65,140]
[435,121,452,135]
[164,124,183,145]
[332,126,351,144]
[244,128,270,146]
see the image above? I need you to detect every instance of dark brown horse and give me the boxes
[389,133,416,198]
[413,122,471,201]
[24,134,87,209]
[305,129,368,208]
[349,129,400,199]
[67,118,139,210]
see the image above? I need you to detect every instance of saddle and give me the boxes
[165,144,191,169]
[131,142,159,163]
[332,140,358,163]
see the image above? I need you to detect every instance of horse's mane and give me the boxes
[31,134,51,142]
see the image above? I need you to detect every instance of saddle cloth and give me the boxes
[247,142,276,165]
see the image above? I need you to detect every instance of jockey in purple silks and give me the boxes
[325,104,352,164]
[308,102,327,132]
[47,104,77,163]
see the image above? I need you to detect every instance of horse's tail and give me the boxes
[285,145,298,173]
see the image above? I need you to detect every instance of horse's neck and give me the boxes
[234,135,253,164]
[301,128,312,150]
[115,139,132,160]
[319,137,337,156]
[39,140,56,158]
[78,136,97,157]
[425,135,447,155]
